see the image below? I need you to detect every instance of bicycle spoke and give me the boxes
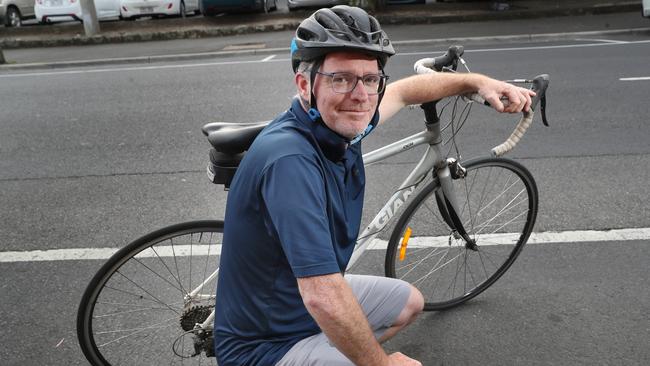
[474,197,527,236]
[96,317,178,347]
[397,245,449,279]
[170,238,189,297]
[93,305,173,318]
[114,271,181,315]
[131,256,188,295]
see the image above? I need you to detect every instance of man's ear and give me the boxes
[295,73,310,102]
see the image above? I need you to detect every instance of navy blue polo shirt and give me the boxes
[214,98,373,365]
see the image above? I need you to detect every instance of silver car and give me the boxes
[1,0,35,26]
[287,0,345,11]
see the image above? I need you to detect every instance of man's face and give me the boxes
[302,52,380,140]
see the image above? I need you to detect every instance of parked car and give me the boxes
[35,0,121,23]
[387,0,424,4]
[1,0,35,27]
[120,0,200,20]
[200,0,276,16]
[643,0,650,18]
[287,0,344,12]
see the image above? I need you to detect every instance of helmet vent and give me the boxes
[290,5,395,72]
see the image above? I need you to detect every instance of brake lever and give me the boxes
[540,94,549,126]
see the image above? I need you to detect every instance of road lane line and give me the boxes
[399,39,650,57]
[0,58,287,78]
[619,77,650,81]
[261,55,276,62]
[1,228,649,263]
[574,38,629,44]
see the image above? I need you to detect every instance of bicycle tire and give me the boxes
[385,157,538,311]
[77,220,223,366]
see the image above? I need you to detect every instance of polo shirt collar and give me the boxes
[290,97,349,162]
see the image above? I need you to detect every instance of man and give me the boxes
[214,6,533,366]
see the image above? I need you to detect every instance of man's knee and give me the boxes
[406,285,424,321]
[396,285,424,326]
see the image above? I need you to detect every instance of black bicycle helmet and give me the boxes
[291,5,395,73]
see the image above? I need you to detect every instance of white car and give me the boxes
[35,0,121,23]
[643,0,650,18]
[287,0,344,11]
[119,0,200,20]
[1,0,35,27]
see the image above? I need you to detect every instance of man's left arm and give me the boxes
[378,72,535,124]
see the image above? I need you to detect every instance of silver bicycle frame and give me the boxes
[347,124,453,269]
[199,120,461,330]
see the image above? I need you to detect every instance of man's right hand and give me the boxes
[388,352,422,366]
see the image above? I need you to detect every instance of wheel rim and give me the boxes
[9,10,21,27]
[388,158,537,310]
[78,223,223,365]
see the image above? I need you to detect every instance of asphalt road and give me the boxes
[1,13,649,366]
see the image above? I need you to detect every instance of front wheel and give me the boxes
[386,157,538,311]
[77,220,223,365]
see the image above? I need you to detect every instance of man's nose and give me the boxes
[349,79,369,100]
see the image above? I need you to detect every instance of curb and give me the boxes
[0,22,303,49]
[2,27,649,71]
[0,2,641,49]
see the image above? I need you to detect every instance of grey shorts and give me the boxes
[275,274,412,366]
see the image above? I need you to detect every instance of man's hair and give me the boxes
[297,60,314,74]
[296,60,316,109]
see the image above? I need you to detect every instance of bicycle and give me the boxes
[77,45,550,365]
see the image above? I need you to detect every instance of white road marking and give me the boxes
[619,76,650,81]
[261,55,276,62]
[398,39,650,57]
[1,228,649,263]
[366,227,650,250]
[2,39,650,79]
[573,38,629,44]
[0,58,287,78]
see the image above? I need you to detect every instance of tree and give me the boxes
[79,0,100,36]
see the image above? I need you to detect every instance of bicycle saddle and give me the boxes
[202,121,270,154]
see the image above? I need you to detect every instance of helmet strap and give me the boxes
[308,58,324,112]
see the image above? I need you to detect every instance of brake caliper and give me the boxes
[447,158,466,179]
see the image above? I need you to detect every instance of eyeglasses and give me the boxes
[315,71,388,95]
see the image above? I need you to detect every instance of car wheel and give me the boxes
[179,1,186,18]
[5,7,22,27]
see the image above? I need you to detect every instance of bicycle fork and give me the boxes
[421,99,477,250]
[435,158,478,250]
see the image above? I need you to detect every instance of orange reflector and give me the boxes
[399,227,412,261]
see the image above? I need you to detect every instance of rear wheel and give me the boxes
[77,220,223,365]
[386,157,538,311]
